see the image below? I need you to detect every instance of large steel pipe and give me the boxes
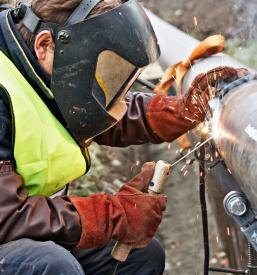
[212,81,257,209]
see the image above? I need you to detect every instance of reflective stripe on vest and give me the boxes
[0,51,90,196]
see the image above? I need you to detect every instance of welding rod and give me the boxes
[111,160,172,262]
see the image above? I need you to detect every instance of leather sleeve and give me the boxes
[94,91,162,147]
[0,90,82,249]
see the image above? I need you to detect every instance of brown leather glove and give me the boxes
[147,66,249,142]
[69,163,166,250]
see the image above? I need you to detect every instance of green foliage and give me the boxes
[226,39,257,69]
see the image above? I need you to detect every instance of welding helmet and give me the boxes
[12,0,160,146]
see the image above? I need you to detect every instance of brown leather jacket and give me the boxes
[0,89,163,250]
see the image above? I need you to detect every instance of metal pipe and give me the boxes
[212,81,257,210]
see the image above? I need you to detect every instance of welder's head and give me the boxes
[12,0,160,146]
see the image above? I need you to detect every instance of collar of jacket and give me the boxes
[0,10,65,122]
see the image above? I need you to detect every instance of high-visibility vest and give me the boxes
[0,51,90,196]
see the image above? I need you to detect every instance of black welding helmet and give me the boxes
[12,0,160,146]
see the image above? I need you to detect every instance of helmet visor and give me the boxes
[93,50,139,109]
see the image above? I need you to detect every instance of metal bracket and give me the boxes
[224,191,257,252]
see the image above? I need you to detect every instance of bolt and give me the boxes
[227,197,247,216]
[57,30,71,44]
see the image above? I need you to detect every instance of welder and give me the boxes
[0,0,244,274]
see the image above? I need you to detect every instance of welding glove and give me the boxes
[147,67,249,142]
[69,162,167,250]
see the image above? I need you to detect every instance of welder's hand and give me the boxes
[126,161,155,192]
[147,66,249,142]
[69,164,166,250]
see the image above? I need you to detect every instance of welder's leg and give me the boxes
[0,238,85,275]
[74,238,165,275]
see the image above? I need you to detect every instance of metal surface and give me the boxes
[213,81,257,210]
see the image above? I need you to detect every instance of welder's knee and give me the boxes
[0,238,84,275]
[145,238,166,274]
[118,238,165,275]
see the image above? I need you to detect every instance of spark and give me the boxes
[227,168,232,174]
[184,116,197,123]
[193,16,198,27]
[136,160,140,166]
[181,165,187,172]
[183,170,188,177]
[169,106,175,111]
[226,227,230,236]
[216,236,219,244]
[194,142,201,148]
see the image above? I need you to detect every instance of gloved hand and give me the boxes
[147,66,249,142]
[69,162,167,250]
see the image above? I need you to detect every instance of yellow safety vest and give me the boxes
[0,51,90,196]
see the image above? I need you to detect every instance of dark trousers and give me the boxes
[0,238,165,274]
